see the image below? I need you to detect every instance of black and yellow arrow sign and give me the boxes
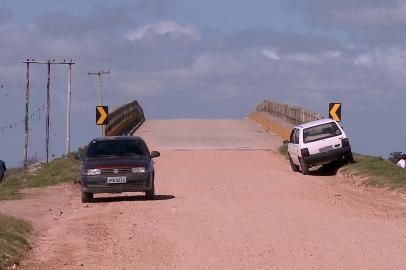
[96,106,108,125]
[329,103,341,122]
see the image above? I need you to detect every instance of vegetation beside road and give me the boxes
[341,154,406,190]
[0,156,80,201]
[0,213,32,270]
[0,155,80,268]
[279,144,288,158]
[279,144,406,190]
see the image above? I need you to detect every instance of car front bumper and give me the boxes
[303,146,352,166]
[81,173,153,194]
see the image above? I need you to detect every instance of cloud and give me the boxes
[126,21,200,41]
[1,5,406,165]
[261,49,280,61]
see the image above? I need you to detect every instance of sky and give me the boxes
[1,0,406,166]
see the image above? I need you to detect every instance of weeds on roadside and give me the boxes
[278,144,406,190]
[342,154,406,190]
[0,213,32,270]
[279,144,288,158]
[0,157,80,201]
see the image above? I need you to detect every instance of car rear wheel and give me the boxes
[289,155,300,172]
[81,190,93,203]
[299,158,310,175]
[145,187,155,200]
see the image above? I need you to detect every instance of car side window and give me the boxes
[294,129,300,144]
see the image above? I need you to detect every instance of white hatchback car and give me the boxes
[283,119,353,175]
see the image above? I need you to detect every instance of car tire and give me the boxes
[81,190,93,203]
[289,155,300,172]
[299,158,310,175]
[145,176,155,200]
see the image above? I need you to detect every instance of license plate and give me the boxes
[106,176,127,184]
[319,145,333,153]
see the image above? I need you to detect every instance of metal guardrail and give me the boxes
[255,99,323,125]
[105,100,145,136]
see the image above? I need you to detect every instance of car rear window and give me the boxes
[303,122,342,143]
[86,140,147,158]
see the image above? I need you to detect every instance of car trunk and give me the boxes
[306,135,344,156]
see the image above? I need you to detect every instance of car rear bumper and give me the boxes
[81,173,153,194]
[303,146,352,166]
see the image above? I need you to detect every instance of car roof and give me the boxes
[295,118,336,130]
[90,136,146,142]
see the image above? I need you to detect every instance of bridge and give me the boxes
[49,99,403,269]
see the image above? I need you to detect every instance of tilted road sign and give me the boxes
[329,103,341,122]
[96,106,108,125]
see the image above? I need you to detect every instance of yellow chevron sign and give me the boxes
[96,106,108,125]
[329,103,341,122]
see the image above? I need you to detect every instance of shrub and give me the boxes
[388,151,403,164]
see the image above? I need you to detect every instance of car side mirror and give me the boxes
[283,140,290,145]
[150,151,160,158]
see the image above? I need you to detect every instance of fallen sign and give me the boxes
[329,103,341,122]
[96,106,109,125]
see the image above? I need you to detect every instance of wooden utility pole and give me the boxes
[66,60,74,155]
[45,61,51,163]
[25,62,30,167]
[22,59,37,168]
[88,70,110,136]
[22,59,75,164]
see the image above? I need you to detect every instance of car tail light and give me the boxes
[341,138,350,147]
[301,148,310,157]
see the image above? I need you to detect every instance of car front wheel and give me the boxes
[145,176,155,200]
[81,190,93,203]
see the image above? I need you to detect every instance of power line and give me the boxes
[0,103,45,132]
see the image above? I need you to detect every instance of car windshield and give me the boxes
[303,122,342,143]
[86,140,146,158]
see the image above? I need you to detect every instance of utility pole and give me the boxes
[66,60,74,155]
[88,70,110,136]
[22,59,37,168]
[45,61,51,163]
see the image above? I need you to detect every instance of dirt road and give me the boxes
[2,119,406,269]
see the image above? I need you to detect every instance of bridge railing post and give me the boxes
[255,99,322,125]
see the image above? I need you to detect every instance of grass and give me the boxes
[0,156,81,201]
[0,156,80,268]
[278,144,406,190]
[0,213,32,270]
[341,154,406,190]
[279,144,288,158]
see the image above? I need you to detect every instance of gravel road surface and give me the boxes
[2,119,405,269]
